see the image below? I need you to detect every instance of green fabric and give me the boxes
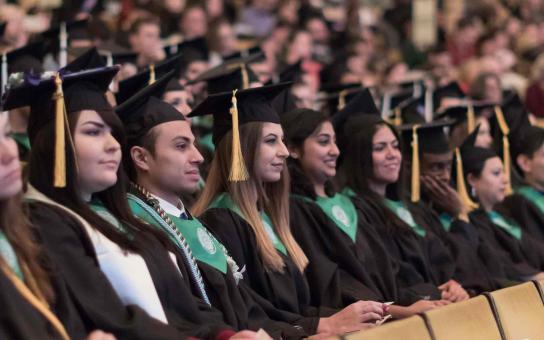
[210,193,287,255]
[128,195,227,273]
[199,133,215,152]
[11,133,30,152]
[342,187,357,198]
[488,211,522,241]
[0,231,23,280]
[516,186,544,216]
[89,200,129,235]
[384,199,426,237]
[439,213,453,232]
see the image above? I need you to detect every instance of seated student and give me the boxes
[337,113,468,303]
[0,106,113,340]
[461,143,544,280]
[191,85,387,335]
[499,125,544,243]
[281,106,452,317]
[118,72,307,338]
[3,66,255,339]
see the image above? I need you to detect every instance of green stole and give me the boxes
[89,200,129,235]
[128,195,228,273]
[0,231,23,280]
[294,193,358,242]
[210,193,287,255]
[516,186,544,216]
[488,211,522,241]
[384,199,427,237]
[12,133,30,153]
[439,213,453,232]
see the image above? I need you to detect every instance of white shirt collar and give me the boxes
[151,194,186,218]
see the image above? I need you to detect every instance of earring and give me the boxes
[291,152,298,159]
[471,186,476,197]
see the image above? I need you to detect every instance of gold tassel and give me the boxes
[52,73,67,188]
[411,125,420,202]
[240,64,249,89]
[455,148,479,211]
[394,107,402,126]
[494,106,513,195]
[228,89,249,182]
[467,102,476,133]
[337,89,349,110]
[148,64,156,85]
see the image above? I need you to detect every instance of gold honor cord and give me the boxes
[0,264,69,340]
[494,106,513,195]
[148,64,156,85]
[228,89,249,182]
[467,102,476,133]
[411,125,420,202]
[455,148,479,211]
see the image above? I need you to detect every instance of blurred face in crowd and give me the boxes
[483,75,503,103]
[475,117,493,148]
[163,89,194,118]
[306,18,330,44]
[164,0,186,13]
[291,83,315,109]
[180,6,207,39]
[215,22,237,55]
[206,0,224,19]
[130,23,164,62]
[370,125,402,188]
[0,5,28,47]
[517,142,544,191]
[468,157,508,209]
[0,113,22,200]
[287,31,313,62]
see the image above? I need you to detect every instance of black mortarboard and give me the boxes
[271,87,297,115]
[187,53,262,94]
[2,66,119,187]
[97,41,138,65]
[1,41,46,98]
[436,101,494,132]
[223,46,264,61]
[165,77,184,92]
[116,54,182,104]
[318,83,363,113]
[38,20,89,55]
[331,88,379,130]
[116,71,184,144]
[63,47,106,72]
[433,81,465,109]
[168,37,209,61]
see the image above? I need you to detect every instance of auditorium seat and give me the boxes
[423,295,502,340]
[344,315,431,340]
[487,281,544,340]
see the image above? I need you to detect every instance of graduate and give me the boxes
[190,84,387,335]
[337,112,468,303]
[499,125,544,242]
[281,106,454,318]
[118,72,307,339]
[461,141,544,280]
[2,66,253,339]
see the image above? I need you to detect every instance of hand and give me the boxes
[421,175,467,217]
[439,280,470,302]
[87,330,116,340]
[409,299,451,314]
[229,330,262,340]
[318,301,385,334]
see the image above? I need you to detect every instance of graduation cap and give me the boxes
[223,46,264,61]
[433,81,465,110]
[331,88,379,131]
[187,53,262,94]
[116,70,184,145]
[2,66,119,187]
[188,82,291,181]
[37,19,89,67]
[165,37,209,61]
[435,101,495,133]
[318,82,363,112]
[398,119,455,202]
[117,54,182,104]
[271,87,297,115]
[1,41,46,99]
[63,47,106,72]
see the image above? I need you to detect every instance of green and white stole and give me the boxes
[209,193,287,255]
[488,210,522,241]
[0,231,23,280]
[384,199,427,237]
[294,193,358,242]
[516,186,544,216]
[128,194,228,274]
[439,213,453,232]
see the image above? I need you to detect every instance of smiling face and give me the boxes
[254,122,289,183]
[0,113,22,200]
[370,125,402,186]
[297,121,339,185]
[73,110,121,200]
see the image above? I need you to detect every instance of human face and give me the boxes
[73,110,121,200]
[298,121,339,186]
[371,125,402,185]
[518,143,544,191]
[145,121,204,195]
[421,151,453,184]
[475,117,493,148]
[254,123,289,183]
[0,113,22,200]
[163,90,194,117]
[470,157,508,209]
[131,24,161,58]
[180,7,207,39]
[484,76,503,103]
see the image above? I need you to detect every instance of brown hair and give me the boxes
[193,122,308,273]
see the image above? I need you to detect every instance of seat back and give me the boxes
[345,315,431,340]
[423,295,502,340]
[488,281,544,339]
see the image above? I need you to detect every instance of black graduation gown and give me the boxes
[499,193,544,243]
[0,268,63,340]
[200,207,332,335]
[27,201,231,340]
[469,208,544,277]
[289,195,422,306]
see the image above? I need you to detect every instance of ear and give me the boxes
[516,154,532,175]
[130,146,151,172]
[288,146,300,159]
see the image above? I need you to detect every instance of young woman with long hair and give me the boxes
[192,85,387,335]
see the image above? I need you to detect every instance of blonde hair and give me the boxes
[193,122,308,273]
